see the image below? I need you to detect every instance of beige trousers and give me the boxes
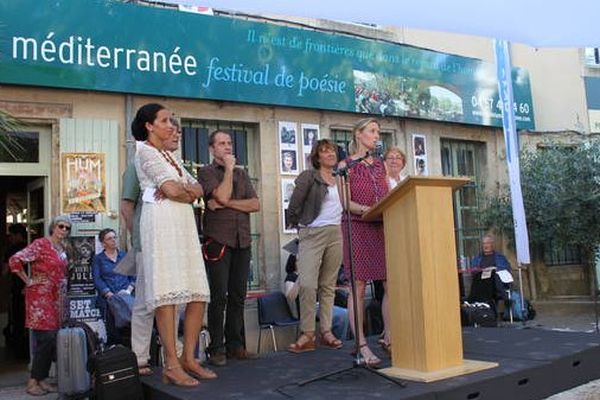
[297,225,343,333]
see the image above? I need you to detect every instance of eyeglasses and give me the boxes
[385,156,404,161]
[104,235,117,241]
[57,224,71,231]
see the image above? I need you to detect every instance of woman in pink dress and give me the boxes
[340,118,390,366]
[9,215,71,396]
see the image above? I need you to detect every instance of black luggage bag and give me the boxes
[460,302,498,327]
[90,345,143,400]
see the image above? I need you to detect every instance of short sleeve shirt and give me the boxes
[121,163,142,251]
[197,161,258,249]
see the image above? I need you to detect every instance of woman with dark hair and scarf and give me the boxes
[132,103,213,387]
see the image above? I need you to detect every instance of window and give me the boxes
[585,48,600,67]
[544,242,582,266]
[536,144,581,267]
[0,131,39,163]
[180,120,253,167]
[441,139,486,265]
[180,119,263,290]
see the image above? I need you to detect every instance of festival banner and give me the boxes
[0,0,534,129]
[494,39,530,265]
[61,152,106,213]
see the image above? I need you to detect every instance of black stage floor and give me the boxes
[142,327,600,400]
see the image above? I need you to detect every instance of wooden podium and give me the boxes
[363,176,497,382]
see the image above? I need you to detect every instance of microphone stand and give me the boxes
[294,160,405,389]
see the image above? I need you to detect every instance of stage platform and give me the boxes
[142,326,600,400]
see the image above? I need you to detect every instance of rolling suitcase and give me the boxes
[91,345,143,400]
[57,326,92,398]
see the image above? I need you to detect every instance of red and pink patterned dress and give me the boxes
[9,238,68,331]
[342,158,389,281]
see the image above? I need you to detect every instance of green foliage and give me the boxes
[0,109,28,161]
[480,139,600,261]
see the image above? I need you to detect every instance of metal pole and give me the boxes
[518,265,526,325]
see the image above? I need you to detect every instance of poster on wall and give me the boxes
[279,121,299,175]
[281,178,296,233]
[68,236,97,296]
[412,134,429,176]
[68,296,102,322]
[67,235,104,339]
[61,152,106,213]
[68,295,106,342]
[301,123,320,170]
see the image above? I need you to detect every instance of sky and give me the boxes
[160,0,600,48]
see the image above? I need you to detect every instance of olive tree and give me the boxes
[480,139,600,271]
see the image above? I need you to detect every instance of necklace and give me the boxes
[146,141,183,177]
[50,239,64,255]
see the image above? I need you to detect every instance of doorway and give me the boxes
[0,175,48,372]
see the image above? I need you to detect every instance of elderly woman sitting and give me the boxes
[92,228,135,345]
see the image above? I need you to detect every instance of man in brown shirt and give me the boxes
[198,130,260,366]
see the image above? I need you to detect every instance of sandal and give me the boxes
[38,380,57,393]
[320,331,343,349]
[380,342,392,356]
[26,380,47,396]
[180,358,217,380]
[138,365,154,376]
[162,364,199,387]
[357,343,381,368]
[377,338,392,356]
[288,333,316,353]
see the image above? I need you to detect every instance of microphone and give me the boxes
[373,141,384,159]
[333,152,370,176]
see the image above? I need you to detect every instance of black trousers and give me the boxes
[31,329,57,381]
[205,244,251,355]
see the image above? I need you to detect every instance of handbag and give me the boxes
[106,293,134,328]
[114,251,136,276]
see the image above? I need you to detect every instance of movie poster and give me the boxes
[68,296,102,323]
[67,236,103,332]
[68,236,97,296]
[61,152,106,213]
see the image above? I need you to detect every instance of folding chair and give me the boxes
[256,291,300,353]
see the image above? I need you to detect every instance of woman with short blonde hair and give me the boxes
[383,146,407,189]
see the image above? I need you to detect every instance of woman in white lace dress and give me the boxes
[132,103,214,386]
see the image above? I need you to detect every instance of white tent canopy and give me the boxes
[166,0,599,48]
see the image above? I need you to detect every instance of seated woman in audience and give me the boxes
[93,228,135,345]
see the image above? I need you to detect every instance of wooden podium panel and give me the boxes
[364,176,497,381]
